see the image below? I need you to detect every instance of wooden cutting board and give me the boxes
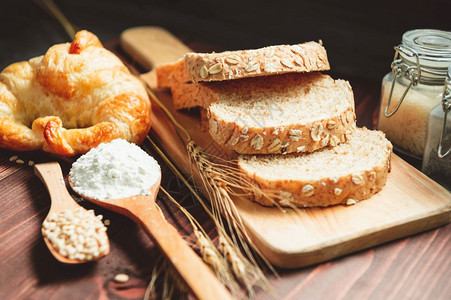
[120,26,451,268]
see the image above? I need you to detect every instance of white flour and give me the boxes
[70,139,160,200]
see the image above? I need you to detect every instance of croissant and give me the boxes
[0,30,151,156]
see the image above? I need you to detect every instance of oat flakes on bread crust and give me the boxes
[156,41,329,88]
[0,30,151,156]
[185,42,329,83]
[238,128,393,207]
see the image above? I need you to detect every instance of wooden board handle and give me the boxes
[120,26,191,70]
[120,26,197,173]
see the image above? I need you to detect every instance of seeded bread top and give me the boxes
[183,41,329,83]
[238,128,392,182]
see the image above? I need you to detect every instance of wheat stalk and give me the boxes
[186,141,279,290]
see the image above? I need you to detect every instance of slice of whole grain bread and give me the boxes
[238,127,392,207]
[173,73,356,154]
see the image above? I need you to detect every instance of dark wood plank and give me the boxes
[254,225,451,300]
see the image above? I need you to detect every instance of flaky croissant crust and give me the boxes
[0,30,151,156]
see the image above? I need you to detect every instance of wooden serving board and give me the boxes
[121,27,451,268]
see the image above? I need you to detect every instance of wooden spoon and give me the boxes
[68,172,232,300]
[34,162,110,264]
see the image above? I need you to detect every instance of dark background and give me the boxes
[1,0,450,83]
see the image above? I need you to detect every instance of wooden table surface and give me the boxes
[0,32,450,299]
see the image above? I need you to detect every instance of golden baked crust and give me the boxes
[0,31,151,156]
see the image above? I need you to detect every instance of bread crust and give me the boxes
[0,30,151,156]
[184,42,330,83]
[156,59,190,89]
[170,81,209,110]
[238,128,393,207]
[156,41,329,89]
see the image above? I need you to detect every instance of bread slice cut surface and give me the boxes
[238,128,393,207]
[206,72,356,154]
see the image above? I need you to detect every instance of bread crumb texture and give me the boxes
[207,73,356,154]
[238,128,392,207]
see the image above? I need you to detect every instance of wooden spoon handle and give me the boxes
[129,202,231,300]
[34,162,79,213]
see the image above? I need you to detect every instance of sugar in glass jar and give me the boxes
[378,29,451,159]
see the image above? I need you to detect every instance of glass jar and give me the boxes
[422,66,451,189]
[378,29,451,159]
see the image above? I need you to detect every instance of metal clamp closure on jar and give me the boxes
[384,44,422,117]
[438,68,451,158]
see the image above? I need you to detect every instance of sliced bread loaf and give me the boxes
[238,128,392,207]
[201,73,356,154]
[156,59,190,89]
[156,41,329,87]
[171,81,207,110]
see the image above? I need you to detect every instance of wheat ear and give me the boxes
[186,141,278,295]
[161,185,272,299]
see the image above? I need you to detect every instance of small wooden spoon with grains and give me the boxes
[35,162,110,264]
[68,172,232,300]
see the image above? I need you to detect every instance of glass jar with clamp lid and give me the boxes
[378,29,451,160]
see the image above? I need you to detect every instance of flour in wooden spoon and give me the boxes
[70,139,160,200]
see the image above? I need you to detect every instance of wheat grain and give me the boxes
[219,235,246,280]
[194,228,222,271]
